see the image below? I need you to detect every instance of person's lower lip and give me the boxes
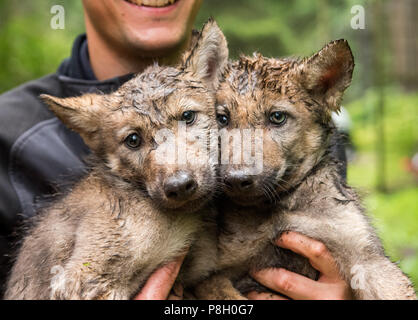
[123,0,180,14]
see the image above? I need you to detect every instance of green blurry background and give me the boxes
[1,0,417,290]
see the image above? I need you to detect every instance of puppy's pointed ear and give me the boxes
[183,18,229,90]
[294,39,354,114]
[41,93,104,144]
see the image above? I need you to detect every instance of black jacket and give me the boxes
[0,35,134,294]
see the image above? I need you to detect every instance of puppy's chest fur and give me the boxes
[215,162,352,283]
[74,182,219,292]
[114,199,218,287]
[217,204,317,283]
[217,205,274,272]
[5,174,218,300]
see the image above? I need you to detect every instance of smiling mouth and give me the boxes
[125,0,178,8]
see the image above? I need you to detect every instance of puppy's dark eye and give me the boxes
[181,111,196,125]
[125,133,141,149]
[269,111,287,126]
[217,114,229,127]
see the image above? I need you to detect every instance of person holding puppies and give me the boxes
[0,0,351,299]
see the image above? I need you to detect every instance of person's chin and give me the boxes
[114,0,195,55]
[126,26,187,56]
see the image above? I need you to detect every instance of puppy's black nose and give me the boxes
[224,172,254,192]
[164,172,197,201]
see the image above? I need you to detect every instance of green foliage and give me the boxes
[367,188,418,283]
[348,89,418,189]
[0,1,83,92]
[347,90,418,287]
[197,0,357,58]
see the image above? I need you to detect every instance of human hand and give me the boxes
[133,253,186,300]
[247,231,353,300]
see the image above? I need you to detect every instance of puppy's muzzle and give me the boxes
[163,171,197,201]
[224,171,254,193]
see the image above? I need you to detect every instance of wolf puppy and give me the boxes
[197,40,416,300]
[5,21,228,300]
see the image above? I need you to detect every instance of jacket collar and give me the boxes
[56,34,134,97]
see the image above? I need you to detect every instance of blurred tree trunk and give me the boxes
[0,1,12,28]
[387,0,418,91]
[372,0,387,192]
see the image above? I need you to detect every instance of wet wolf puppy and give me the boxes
[5,20,228,300]
[197,40,416,300]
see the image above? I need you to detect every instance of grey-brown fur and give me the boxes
[196,40,416,300]
[5,20,229,300]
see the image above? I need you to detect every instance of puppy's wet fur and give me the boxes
[5,20,228,300]
[196,40,416,300]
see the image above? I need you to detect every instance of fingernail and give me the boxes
[277,231,291,243]
[276,236,284,245]
[249,269,259,278]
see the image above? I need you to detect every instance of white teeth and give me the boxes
[127,0,176,7]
